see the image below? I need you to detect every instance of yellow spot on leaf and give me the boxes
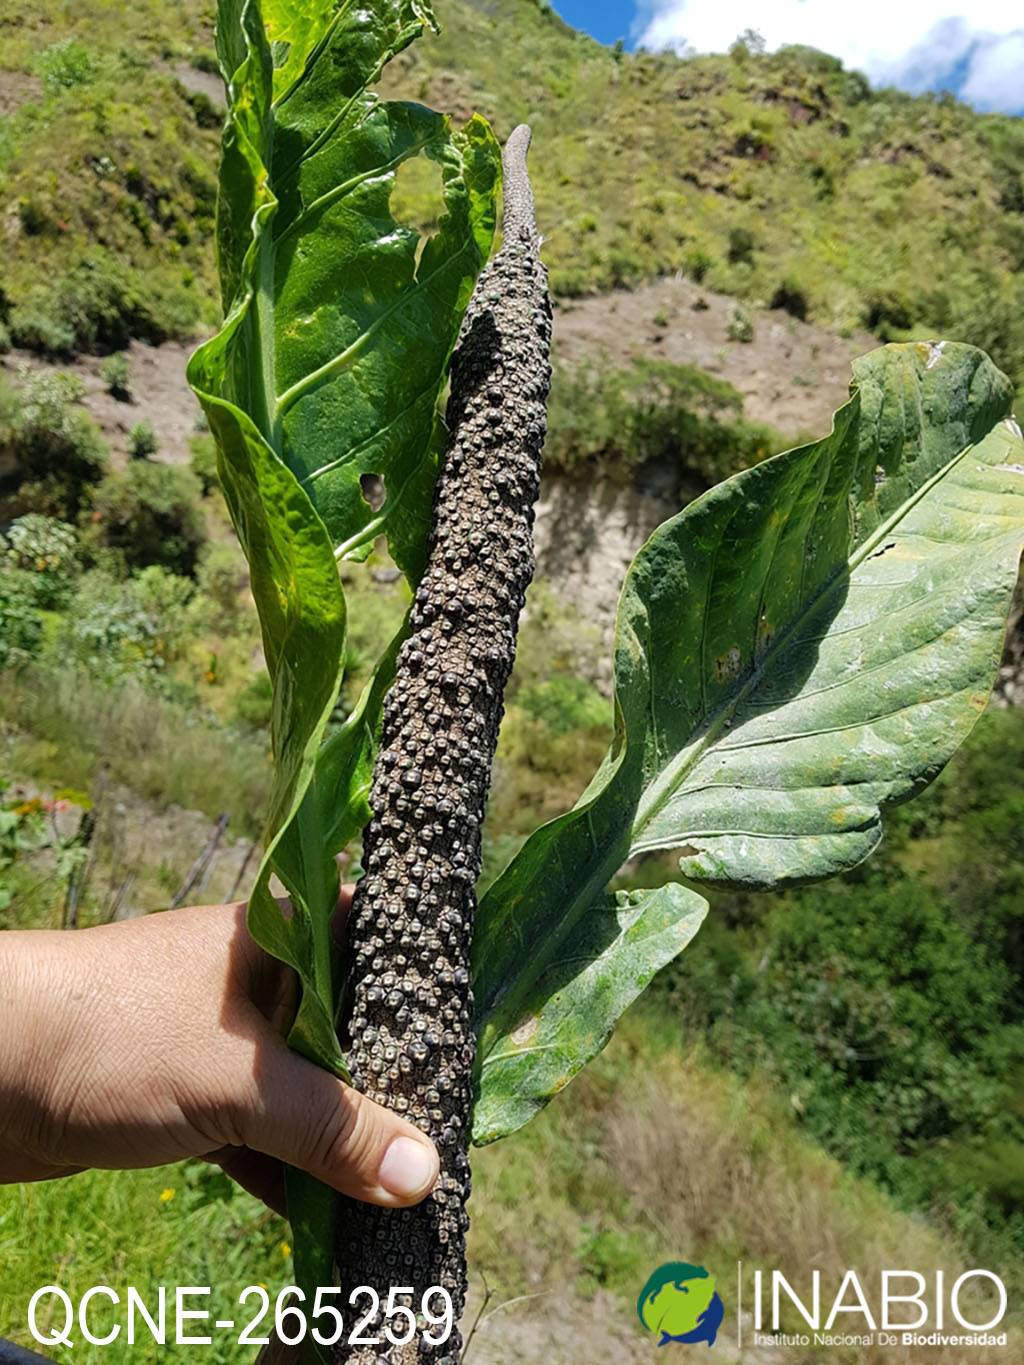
[510,1015,540,1047]
[714,647,743,682]
[159,1188,175,1203]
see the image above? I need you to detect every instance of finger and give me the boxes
[208,1146,288,1218]
[233,1034,439,1208]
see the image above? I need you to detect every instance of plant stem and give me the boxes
[331,125,551,1363]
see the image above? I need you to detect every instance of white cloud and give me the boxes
[960,32,1024,112]
[633,1,1024,113]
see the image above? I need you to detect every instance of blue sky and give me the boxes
[552,1,1024,115]
[553,1,632,46]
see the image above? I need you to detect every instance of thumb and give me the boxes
[235,1033,439,1208]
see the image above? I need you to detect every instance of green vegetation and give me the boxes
[381,1,1024,387]
[192,0,1024,1306]
[1,341,1022,1341]
[99,350,131,399]
[545,355,778,483]
[0,571,45,668]
[90,462,204,575]
[0,371,107,520]
[726,303,754,342]
[189,432,219,495]
[3,0,1024,394]
[185,0,502,1298]
[0,1,219,354]
[1,665,270,838]
[0,1158,296,1365]
[127,418,158,459]
[653,706,1024,1270]
[474,342,1024,1146]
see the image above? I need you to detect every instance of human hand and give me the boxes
[0,894,439,1216]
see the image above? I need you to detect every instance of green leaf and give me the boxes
[260,0,355,100]
[209,0,498,576]
[190,0,498,1305]
[474,341,1024,1143]
[473,883,707,1144]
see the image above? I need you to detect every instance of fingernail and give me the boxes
[379,1136,438,1199]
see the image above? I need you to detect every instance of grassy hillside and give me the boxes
[0,0,221,353]
[2,0,1024,385]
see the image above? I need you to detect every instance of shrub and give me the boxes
[726,306,754,343]
[515,676,610,736]
[133,565,198,660]
[196,542,248,627]
[654,707,1024,1238]
[770,279,810,321]
[18,198,52,237]
[100,352,132,401]
[189,434,220,495]
[0,371,108,520]
[232,672,274,731]
[865,288,915,337]
[60,570,159,679]
[181,88,223,131]
[684,248,715,283]
[90,463,205,577]
[730,27,767,59]
[7,302,75,357]
[680,874,1019,1189]
[937,275,1024,394]
[545,357,778,487]
[55,254,154,353]
[10,252,193,357]
[0,377,18,438]
[727,226,756,265]
[191,51,221,75]
[128,419,158,459]
[60,567,196,681]
[0,569,45,668]
[1,514,80,610]
[34,40,96,93]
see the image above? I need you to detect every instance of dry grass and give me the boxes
[0,666,270,835]
[604,1042,1017,1362]
[468,1018,1020,1364]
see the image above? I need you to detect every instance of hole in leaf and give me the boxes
[391,154,446,269]
[360,471,387,512]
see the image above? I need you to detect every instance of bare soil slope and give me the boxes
[555,276,876,437]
